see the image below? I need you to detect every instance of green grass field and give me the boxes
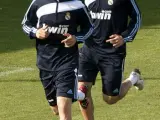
[0,0,160,120]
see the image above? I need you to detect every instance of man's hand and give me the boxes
[36,25,49,39]
[61,33,77,48]
[106,34,124,48]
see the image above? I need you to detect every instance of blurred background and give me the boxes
[0,0,160,120]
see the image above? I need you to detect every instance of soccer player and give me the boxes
[78,0,144,119]
[21,0,92,119]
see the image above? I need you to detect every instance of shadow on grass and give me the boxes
[0,0,160,54]
[0,0,35,54]
[138,0,160,28]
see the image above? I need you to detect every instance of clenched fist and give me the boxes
[36,25,49,39]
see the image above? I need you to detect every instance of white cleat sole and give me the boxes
[135,79,144,90]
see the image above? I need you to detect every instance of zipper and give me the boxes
[56,0,59,22]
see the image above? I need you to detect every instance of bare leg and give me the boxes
[57,96,72,120]
[78,82,94,120]
[103,79,132,104]
[50,106,59,115]
[103,69,143,104]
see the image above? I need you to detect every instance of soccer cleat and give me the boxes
[134,79,144,90]
[133,68,141,75]
[128,69,141,83]
[132,69,144,90]
[78,85,89,109]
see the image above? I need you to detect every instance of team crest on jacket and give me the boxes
[65,12,71,20]
[108,0,113,5]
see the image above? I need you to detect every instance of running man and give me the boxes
[78,0,143,119]
[22,0,92,120]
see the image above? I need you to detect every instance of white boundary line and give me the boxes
[0,66,27,69]
[0,67,35,77]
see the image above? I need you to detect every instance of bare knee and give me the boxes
[50,106,59,115]
[103,98,117,105]
[78,82,93,97]
[103,95,119,105]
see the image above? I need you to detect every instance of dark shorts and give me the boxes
[37,44,79,106]
[40,68,78,106]
[78,44,125,96]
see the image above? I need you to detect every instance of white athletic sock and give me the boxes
[127,71,140,85]
[77,90,85,100]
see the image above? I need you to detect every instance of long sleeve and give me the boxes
[75,7,93,42]
[21,0,38,39]
[121,0,141,42]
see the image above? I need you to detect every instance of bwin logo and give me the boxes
[43,24,69,34]
[90,10,112,20]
